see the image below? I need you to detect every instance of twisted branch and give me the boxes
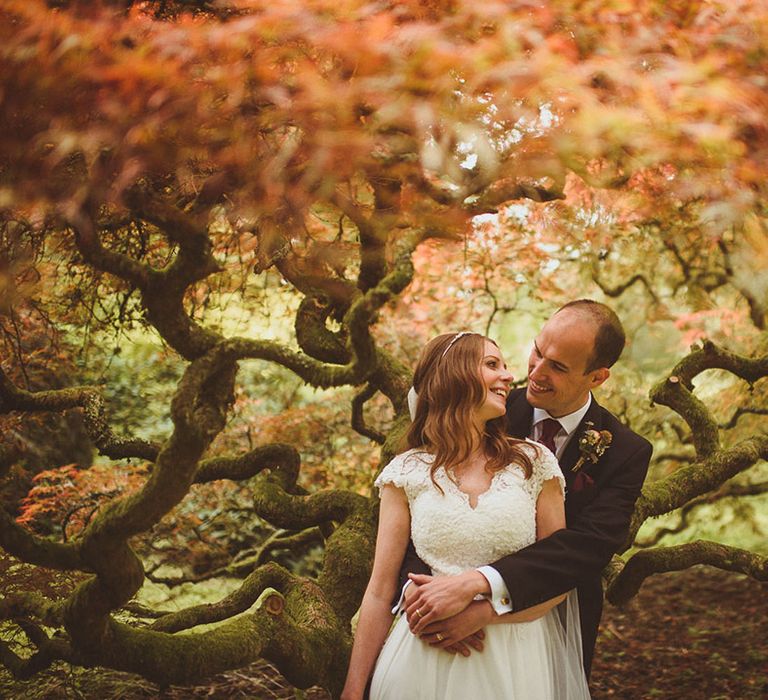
[0,632,73,680]
[149,561,294,633]
[0,591,65,627]
[0,367,160,461]
[331,189,391,294]
[635,480,768,549]
[719,405,768,430]
[69,212,151,291]
[649,341,768,459]
[0,509,83,572]
[605,541,768,605]
[71,201,222,360]
[591,266,660,303]
[94,562,351,693]
[351,383,385,444]
[195,443,301,485]
[294,295,350,364]
[629,436,768,543]
[77,347,237,547]
[123,184,211,254]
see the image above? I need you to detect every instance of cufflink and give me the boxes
[501,597,510,605]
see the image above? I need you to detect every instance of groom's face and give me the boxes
[525,308,609,418]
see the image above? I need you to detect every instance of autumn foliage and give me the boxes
[0,0,767,696]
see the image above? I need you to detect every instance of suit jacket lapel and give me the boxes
[560,398,605,481]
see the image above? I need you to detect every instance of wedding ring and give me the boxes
[415,608,423,618]
[436,633,445,642]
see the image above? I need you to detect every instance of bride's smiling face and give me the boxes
[474,341,513,424]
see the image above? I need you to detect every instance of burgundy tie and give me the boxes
[538,418,562,455]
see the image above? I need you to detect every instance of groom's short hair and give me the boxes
[557,299,626,372]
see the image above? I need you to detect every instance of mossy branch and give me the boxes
[262,218,357,318]
[123,184,211,254]
[295,295,350,364]
[330,189,388,294]
[649,340,768,458]
[628,436,768,543]
[650,375,720,458]
[195,443,301,485]
[222,237,418,389]
[0,509,83,572]
[88,565,351,693]
[635,480,768,549]
[605,541,768,605]
[72,204,222,360]
[250,479,375,620]
[210,337,362,389]
[0,367,160,461]
[0,632,72,680]
[149,561,294,633]
[351,383,386,444]
[0,591,65,627]
[251,480,368,531]
[367,349,412,407]
[76,346,240,552]
[70,212,151,290]
[343,233,418,374]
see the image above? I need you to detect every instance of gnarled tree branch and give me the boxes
[351,383,386,444]
[605,541,768,605]
[629,436,768,544]
[0,367,160,461]
[650,341,768,458]
[635,480,768,549]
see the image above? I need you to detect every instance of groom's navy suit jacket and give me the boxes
[398,388,652,676]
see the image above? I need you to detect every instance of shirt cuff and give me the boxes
[391,579,412,615]
[477,566,513,615]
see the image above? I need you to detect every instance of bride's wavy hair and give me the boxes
[405,333,535,490]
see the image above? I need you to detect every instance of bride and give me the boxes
[341,332,590,700]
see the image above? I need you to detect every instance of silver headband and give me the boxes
[441,331,474,359]
[408,332,476,419]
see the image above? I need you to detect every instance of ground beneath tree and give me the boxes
[590,566,768,700]
[1,566,765,699]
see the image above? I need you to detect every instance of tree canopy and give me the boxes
[1,0,766,695]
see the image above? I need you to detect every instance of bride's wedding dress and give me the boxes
[370,445,591,700]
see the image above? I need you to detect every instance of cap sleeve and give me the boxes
[522,440,565,501]
[374,449,431,501]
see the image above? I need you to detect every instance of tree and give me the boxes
[0,0,766,695]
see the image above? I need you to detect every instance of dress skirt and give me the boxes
[370,597,589,700]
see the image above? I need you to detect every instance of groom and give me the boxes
[400,299,652,675]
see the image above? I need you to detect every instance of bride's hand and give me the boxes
[442,631,485,657]
[405,571,489,634]
[419,600,494,653]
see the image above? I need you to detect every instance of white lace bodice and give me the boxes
[374,443,564,576]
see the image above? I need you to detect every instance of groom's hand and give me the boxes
[420,600,494,655]
[406,571,490,634]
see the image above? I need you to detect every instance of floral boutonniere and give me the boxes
[572,422,613,473]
